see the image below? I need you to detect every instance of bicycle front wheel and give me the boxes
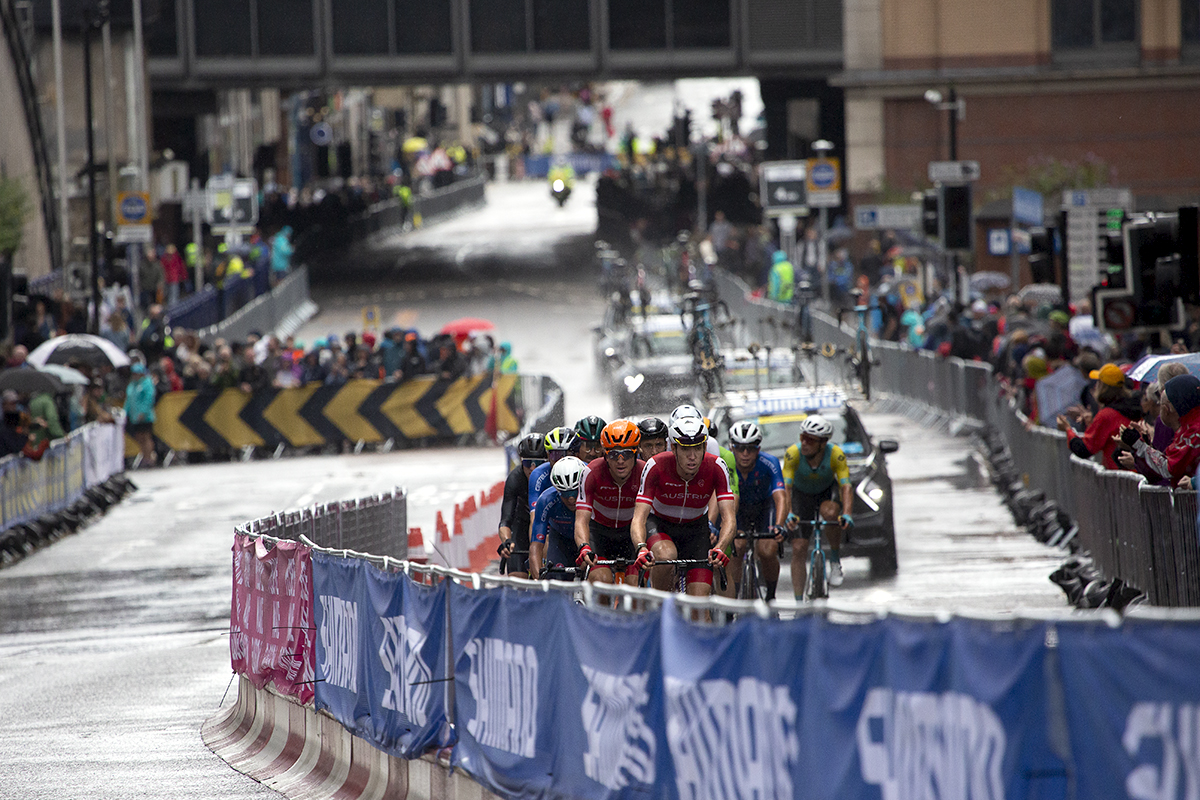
[738,553,760,601]
[808,551,828,600]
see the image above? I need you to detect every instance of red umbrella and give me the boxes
[440,317,496,346]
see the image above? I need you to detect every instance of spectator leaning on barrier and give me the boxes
[1056,363,1143,470]
[1120,374,1200,488]
[124,363,157,468]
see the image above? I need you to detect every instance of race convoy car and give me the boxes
[705,385,900,575]
[721,346,805,391]
[605,313,697,416]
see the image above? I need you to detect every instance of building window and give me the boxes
[145,0,179,58]
[1052,0,1137,49]
[195,0,315,57]
[1184,1,1200,43]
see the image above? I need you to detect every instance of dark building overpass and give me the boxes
[144,0,843,88]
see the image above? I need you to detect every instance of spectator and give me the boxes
[161,244,188,306]
[137,305,171,363]
[33,300,57,343]
[0,390,31,457]
[1055,363,1142,470]
[828,247,854,308]
[84,380,115,424]
[400,333,427,380]
[270,226,294,286]
[709,210,733,252]
[124,363,157,468]
[27,389,64,441]
[325,353,351,386]
[379,328,405,380]
[489,342,519,374]
[210,346,239,390]
[139,246,165,310]
[432,337,465,381]
[103,312,131,353]
[1122,374,1200,487]
[157,357,183,394]
[766,251,793,303]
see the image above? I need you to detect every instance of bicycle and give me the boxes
[731,531,779,601]
[790,515,837,601]
[840,288,874,400]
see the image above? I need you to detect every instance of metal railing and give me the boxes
[236,487,407,561]
[714,268,1200,606]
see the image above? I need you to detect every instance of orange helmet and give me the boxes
[600,419,641,450]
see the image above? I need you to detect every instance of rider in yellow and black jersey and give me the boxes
[782,414,854,593]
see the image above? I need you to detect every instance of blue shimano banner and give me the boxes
[801,616,1063,800]
[449,582,568,798]
[360,563,451,757]
[659,596,810,800]
[313,554,451,758]
[1058,619,1200,800]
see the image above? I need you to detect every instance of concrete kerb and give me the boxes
[203,677,502,800]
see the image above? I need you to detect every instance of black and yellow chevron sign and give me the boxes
[125,374,521,454]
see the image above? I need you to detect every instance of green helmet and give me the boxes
[573,415,608,443]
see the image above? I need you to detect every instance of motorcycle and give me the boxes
[550,178,572,207]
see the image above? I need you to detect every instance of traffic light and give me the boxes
[921,190,938,239]
[940,184,972,251]
[1028,227,1055,284]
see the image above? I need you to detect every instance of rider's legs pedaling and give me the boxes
[790,487,844,597]
[645,514,713,595]
[588,519,637,584]
[544,531,581,579]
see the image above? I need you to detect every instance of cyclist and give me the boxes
[574,420,644,585]
[529,456,586,580]
[497,432,546,578]
[528,426,578,515]
[637,417,669,461]
[631,417,736,595]
[727,421,787,601]
[573,415,607,462]
[782,414,853,595]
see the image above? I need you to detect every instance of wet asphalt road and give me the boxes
[0,179,1066,798]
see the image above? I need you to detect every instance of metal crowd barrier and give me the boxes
[237,487,407,561]
[713,268,1200,606]
[0,419,126,531]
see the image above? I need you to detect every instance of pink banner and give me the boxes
[230,534,315,704]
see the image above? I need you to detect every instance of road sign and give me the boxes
[928,160,981,183]
[1061,188,1133,302]
[115,225,153,244]
[805,157,841,208]
[182,189,207,223]
[988,228,1010,256]
[208,176,259,231]
[854,203,921,231]
[116,192,151,226]
[759,161,807,216]
[1012,187,1043,226]
[1063,188,1133,209]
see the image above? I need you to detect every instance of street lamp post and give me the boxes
[923,88,965,162]
[82,2,110,334]
[811,138,834,304]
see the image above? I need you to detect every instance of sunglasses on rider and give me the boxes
[731,444,759,453]
[559,490,579,500]
[521,458,544,468]
[606,449,637,461]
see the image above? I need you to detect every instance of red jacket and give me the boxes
[1066,406,1137,470]
[161,251,188,285]
[1133,407,1200,486]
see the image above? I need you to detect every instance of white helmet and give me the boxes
[799,414,834,439]
[669,416,708,447]
[550,456,586,493]
[728,420,763,447]
[670,404,702,424]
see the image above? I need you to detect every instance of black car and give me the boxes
[706,385,900,576]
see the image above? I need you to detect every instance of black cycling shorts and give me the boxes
[645,514,711,563]
[503,516,531,574]
[791,484,840,538]
[544,531,580,578]
[589,519,635,563]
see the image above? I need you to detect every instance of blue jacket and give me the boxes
[124,375,156,424]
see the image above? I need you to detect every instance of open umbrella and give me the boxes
[27,334,132,369]
[0,367,66,396]
[970,271,1012,293]
[1127,353,1200,383]
[37,363,90,386]
[440,317,495,340]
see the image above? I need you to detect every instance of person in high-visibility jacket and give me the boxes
[767,250,794,303]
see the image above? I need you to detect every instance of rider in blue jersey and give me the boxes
[728,421,788,601]
[528,426,578,514]
[529,456,586,580]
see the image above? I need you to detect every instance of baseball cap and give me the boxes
[1089,363,1125,387]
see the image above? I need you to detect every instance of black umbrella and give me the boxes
[0,367,67,396]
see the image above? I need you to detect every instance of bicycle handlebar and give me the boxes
[637,559,728,592]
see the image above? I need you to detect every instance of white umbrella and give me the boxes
[36,363,91,385]
[27,334,132,369]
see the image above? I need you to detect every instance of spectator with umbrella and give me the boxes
[1055,363,1143,470]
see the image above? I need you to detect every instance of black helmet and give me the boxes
[517,432,546,460]
[637,417,668,439]
[573,415,607,443]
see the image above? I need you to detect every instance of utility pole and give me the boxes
[83,1,109,334]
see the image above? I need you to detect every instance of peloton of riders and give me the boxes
[498,403,854,601]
